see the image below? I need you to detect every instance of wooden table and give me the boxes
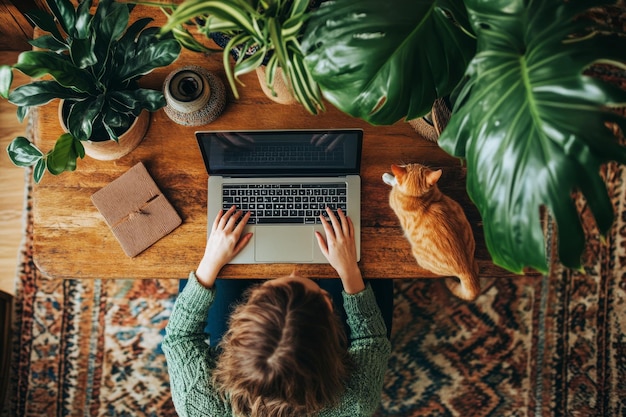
[31,14,514,280]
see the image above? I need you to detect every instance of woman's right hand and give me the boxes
[315,207,365,294]
[196,206,252,288]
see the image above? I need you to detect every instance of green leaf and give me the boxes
[135,26,162,53]
[438,0,626,273]
[46,133,80,175]
[16,106,29,123]
[7,136,44,167]
[171,26,217,53]
[29,34,67,52]
[0,65,12,98]
[93,0,130,63]
[25,9,66,45]
[115,17,153,61]
[224,32,252,97]
[69,36,97,68]
[45,0,76,36]
[74,0,94,39]
[282,15,304,39]
[234,48,266,78]
[69,0,98,68]
[13,51,94,93]
[109,89,166,114]
[8,80,87,107]
[289,0,310,19]
[73,136,85,159]
[65,96,105,141]
[265,53,279,87]
[94,0,129,42]
[115,38,181,84]
[286,43,324,113]
[268,17,288,69]
[202,16,242,34]
[302,0,475,125]
[33,159,46,183]
[163,0,258,35]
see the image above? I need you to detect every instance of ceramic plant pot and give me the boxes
[209,32,296,105]
[59,101,150,161]
[255,66,297,105]
[163,65,226,126]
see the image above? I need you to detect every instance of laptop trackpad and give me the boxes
[255,226,314,262]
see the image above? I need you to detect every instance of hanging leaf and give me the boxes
[302,0,475,125]
[9,81,87,108]
[25,9,66,45]
[46,133,81,175]
[438,0,626,273]
[115,38,181,84]
[46,0,76,37]
[7,136,44,167]
[13,51,94,93]
[0,65,12,98]
[33,159,46,183]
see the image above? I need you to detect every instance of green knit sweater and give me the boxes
[163,272,391,417]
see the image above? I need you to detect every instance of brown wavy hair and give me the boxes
[213,280,351,417]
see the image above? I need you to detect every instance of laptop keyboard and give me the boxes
[222,183,348,224]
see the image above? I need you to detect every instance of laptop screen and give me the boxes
[196,129,363,177]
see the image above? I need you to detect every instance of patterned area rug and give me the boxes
[4,146,626,417]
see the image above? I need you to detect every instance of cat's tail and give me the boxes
[445,272,481,301]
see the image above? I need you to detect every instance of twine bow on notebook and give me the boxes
[112,194,160,227]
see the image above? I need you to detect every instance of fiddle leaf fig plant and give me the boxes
[301,0,475,125]
[1,0,181,183]
[438,0,626,273]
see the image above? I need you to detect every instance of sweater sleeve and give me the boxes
[322,283,392,417]
[162,272,230,417]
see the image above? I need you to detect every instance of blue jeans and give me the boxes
[179,278,394,347]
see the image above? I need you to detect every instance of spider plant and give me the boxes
[133,0,324,114]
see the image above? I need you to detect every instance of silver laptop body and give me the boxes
[196,129,363,264]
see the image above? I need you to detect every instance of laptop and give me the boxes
[196,129,363,264]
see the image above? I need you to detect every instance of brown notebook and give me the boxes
[91,162,182,257]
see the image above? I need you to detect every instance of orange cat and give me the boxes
[383,163,480,300]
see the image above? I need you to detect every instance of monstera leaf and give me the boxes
[301,0,475,125]
[438,0,626,273]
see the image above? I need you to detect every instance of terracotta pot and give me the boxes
[58,102,150,161]
[255,66,297,105]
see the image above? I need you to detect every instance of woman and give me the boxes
[163,206,392,416]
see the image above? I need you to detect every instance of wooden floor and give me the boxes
[0,51,28,296]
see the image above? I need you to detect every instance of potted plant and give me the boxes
[1,0,181,183]
[131,0,324,114]
[301,0,626,275]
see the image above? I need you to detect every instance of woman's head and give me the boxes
[213,276,350,417]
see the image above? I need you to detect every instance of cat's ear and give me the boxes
[391,164,406,184]
[391,164,406,177]
[426,169,442,186]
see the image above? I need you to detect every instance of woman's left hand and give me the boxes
[196,206,253,288]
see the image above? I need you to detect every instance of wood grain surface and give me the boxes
[0,51,28,295]
[30,6,518,280]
